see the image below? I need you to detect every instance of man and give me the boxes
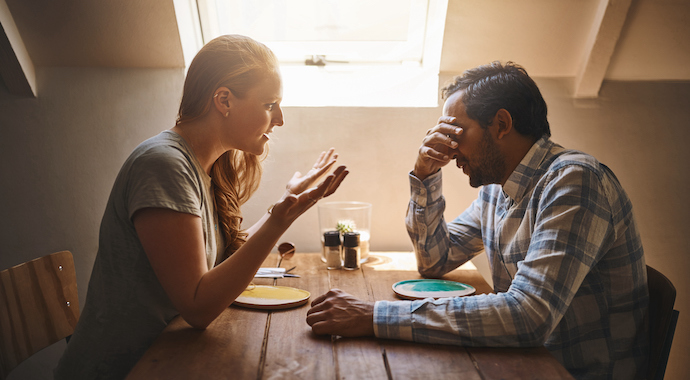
[306,62,649,379]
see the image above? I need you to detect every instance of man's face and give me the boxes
[443,90,506,188]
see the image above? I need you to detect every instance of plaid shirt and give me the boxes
[374,137,649,379]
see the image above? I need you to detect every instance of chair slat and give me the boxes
[0,251,79,379]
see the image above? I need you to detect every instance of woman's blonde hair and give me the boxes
[176,35,278,260]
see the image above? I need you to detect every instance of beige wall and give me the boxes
[1,68,687,379]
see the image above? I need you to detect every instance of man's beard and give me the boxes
[466,130,506,188]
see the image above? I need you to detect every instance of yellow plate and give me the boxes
[234,285,311,310]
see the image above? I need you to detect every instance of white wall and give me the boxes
[0,66,185,379]
[1,68,688,379]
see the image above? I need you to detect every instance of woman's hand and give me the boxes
[285,148,340,195]
[271,164,348,225]
[268,149,348,225]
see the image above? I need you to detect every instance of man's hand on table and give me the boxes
[306,289,375,337]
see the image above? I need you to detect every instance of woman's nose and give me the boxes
[272,106,284,126]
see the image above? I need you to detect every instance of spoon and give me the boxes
[277,242,295,268]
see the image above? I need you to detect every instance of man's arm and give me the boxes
[307,166,615,349]
[374,165,616,346]
[406,170,485,278]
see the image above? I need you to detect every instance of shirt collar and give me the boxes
[502,136,553,202]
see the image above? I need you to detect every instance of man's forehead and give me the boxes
[442,90,466,117]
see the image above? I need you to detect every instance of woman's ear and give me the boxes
[493,109,513,139]
[213,87,234,117]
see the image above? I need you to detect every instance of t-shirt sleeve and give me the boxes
[125,146,204,220]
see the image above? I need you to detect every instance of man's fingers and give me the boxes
[428,122,462,138]
[309,292,329,309]
[420,146,451,162]
[309,321,333,335]
[437,115,457,125]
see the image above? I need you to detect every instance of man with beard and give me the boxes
[307,62,649,380]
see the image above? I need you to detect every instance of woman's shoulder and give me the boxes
[127,131,192,167]
[134,130,187,155]
[116,131,201,185]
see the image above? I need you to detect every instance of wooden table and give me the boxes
[126,252,573,379]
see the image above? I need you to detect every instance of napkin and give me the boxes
[255,267,287,278]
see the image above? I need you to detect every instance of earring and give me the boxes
[225,111,229,117]
[214,94,218,98]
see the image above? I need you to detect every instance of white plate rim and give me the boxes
[392,279,476,300]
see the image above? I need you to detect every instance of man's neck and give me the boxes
[499,135,540,186]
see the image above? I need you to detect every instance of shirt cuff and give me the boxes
[408,170,443,208]
[373,300,414,342]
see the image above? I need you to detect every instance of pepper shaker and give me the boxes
[342,232,361,270]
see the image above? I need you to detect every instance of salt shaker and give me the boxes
[324,231,342,269]
[342,232,361,270]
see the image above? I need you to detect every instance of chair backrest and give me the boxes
[647,265,679,380]
[0,251,80,379]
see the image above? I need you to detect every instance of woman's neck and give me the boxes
[171,118,228,175]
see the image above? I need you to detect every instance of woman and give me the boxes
[55,35,348,379]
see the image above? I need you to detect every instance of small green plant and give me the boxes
[336,220,356,234]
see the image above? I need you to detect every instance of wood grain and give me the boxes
[126,306,268,379]
[363,252,483,380]
[126,253,574,380]
[328,260,390,379]
[469,347,574,379]
[261,253,335,380]
[0,251,79,379]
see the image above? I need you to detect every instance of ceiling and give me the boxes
[1,0,689,98]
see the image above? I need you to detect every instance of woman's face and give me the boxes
[225,72,284,155]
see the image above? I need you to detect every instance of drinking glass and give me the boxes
[317,201,372,263]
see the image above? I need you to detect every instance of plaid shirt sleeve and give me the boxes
[404,170,485,277]
[374,164,622,348]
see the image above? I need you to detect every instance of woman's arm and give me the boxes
[135,162,348,329]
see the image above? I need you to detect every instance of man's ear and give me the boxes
[493,109,513,139]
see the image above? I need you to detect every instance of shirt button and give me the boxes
[431,186,436,191]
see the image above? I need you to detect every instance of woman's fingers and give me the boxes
[323,166,348,197]
[313,148,336,169]
[310,158,337,181]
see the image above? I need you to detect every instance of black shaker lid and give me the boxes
[342,232,360,247]
[324,231,341,246]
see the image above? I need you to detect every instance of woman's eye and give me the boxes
[265,103,275,111]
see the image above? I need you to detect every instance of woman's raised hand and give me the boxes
[285,148,340,195]
[270,149,348,224]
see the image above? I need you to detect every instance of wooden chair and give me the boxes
[0,251,80,379]
[647,265,679,380]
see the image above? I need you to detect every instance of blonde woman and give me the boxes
[55,35,348,379]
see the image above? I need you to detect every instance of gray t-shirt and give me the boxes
[55,130,221,379]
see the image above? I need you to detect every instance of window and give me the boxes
[175,0,448,107]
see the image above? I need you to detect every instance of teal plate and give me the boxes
[392,279,476,300]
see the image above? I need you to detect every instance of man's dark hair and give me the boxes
[441,61,550,139]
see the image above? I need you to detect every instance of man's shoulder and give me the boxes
[546,146,602,175]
